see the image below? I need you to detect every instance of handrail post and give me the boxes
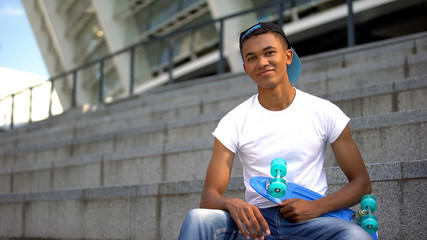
[49,79,54,118]
[218,19,224,74]
[99,60,104,103]
[277,0,285,28]
[347,0,355,47]
[129,46,135,95]
[10,94,14,130]
[29,87,33,124]
[168,36,174,84]
[72,71,77,108]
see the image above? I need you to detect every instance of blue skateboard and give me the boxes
[250,158,378,239]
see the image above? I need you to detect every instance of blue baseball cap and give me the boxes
[239,22,302,85]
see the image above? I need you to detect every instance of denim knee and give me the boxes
[179,209,208,239]
[181,209,212,231]
[185,208,224,223]
[185,209,205,222]
[332,219,374,240]
[340,223,373,239]
[179,208,236,240]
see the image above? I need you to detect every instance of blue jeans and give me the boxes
[178,207,373,240]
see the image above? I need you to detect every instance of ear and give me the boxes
[243,63,247,73]
[286,48,293,66]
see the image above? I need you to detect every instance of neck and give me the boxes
[258,85,296,111]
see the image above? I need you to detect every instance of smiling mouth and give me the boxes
[258,69,274,76]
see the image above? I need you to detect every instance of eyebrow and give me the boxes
[244,45,277,59]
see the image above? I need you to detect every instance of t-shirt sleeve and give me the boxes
[212,112,239,153]
[326,103,350,144]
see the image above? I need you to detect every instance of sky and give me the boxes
[0,0,60,127]
[0,0,49,99]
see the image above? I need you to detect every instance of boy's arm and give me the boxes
[200,138,270,239]
[279,124,372,222]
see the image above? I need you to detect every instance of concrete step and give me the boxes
[325,108,427,166]
[1,108,425,194]
[296,51,427,95]
[0,160,425,240]
[0,74,255,152]
[297,31,427,83]
[1,73,253,137]
[17,46,426,141]
[1,72,425,156]
[2,32,426,147]
[2,76,426,162]
[328,75,427,117]
[300,31,427,75]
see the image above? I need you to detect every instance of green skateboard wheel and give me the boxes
[361,214,378,234]
[361,194,377,213]
[269,177,287,198]
[270,158,287,178]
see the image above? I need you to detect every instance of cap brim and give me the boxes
[288,48,301,85]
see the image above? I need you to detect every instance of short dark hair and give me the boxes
[238,22,303,85]
[239,22,291,53]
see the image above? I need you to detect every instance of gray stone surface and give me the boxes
[398,87,427,111]
[0,174,11,194]
[0,203,23,238]
[0,161,425,240]
[1,108,425,193]
[401,179,427,240]
[12,169,52,193]
[1,49,425,158]
[103,155,163,186]
[52,163,101,191]
[3,81,424,165]
[164,149,212,182]
[1,76,424,167]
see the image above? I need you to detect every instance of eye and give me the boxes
[266,51,275,56]
[246,56,256,62]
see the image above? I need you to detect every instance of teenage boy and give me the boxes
[178,22,373,240]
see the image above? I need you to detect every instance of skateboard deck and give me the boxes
[250,176,378,239]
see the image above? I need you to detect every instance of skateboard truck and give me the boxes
[267,158,288,198]
[351,194,378,234]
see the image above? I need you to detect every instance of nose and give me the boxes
[257,56,269,68]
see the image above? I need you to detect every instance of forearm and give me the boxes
[200,191,226,209]
[200,138,237,210]
[200,189,237,212]
[321,124,372,214]
[314,175,371,215]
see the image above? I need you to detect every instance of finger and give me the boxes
[279,202,297,219]
[253,208,271,236]
[282,208,297,220]
[279,200,293,214]
[278,198,298,206]
[247,209,264,239]
[232,214,251,240]
[241,212,258,240]
[279,198,300,215]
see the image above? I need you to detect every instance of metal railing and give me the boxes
[0,0,355,130]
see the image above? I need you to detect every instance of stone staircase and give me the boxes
[0,31,426,240]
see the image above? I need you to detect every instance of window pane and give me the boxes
[149,0,179,30]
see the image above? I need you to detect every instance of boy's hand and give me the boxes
[225,198,271,240]
[278,198,323,223]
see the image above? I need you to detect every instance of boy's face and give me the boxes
[241,33,293,90]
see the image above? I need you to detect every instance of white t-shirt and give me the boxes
[212,89,350,208]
